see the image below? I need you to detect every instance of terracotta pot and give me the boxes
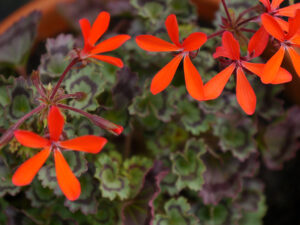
[189,0,221,21]
[0,0,75,41]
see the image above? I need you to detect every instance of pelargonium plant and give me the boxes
[0,0,300,224]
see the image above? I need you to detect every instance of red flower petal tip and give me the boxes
[112,125,124,136]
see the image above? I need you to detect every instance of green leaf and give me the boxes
[177,99,214,135]
[0,156,21,197]
[65,173,99,215]
[94,151,130,200]
[197,205,228,225]
[25,179,56,207]
[172,138,206,191]
[154,197,199,225]
[213,116,257,161]
[39,34,75,78]
[65,65,105,116]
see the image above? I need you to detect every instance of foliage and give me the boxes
[0,0,299,224]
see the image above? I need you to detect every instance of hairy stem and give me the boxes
[221,0,232,25]
[49,58,79,100]
[0,104,46,145]
[236,5,260,23]
[208,30,225,39]
[237,15,259,27]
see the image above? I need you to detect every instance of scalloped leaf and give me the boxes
[121,161,169,225]
[177,99,214,135]
[154,197,199,225]
[197,205,228,225]
[123,156,153,197]
[65,65,105,116]
[7,77,33,122]
[213,115,257,161]
[0,11,41,68]
[262,106,300,170]
[39,34,75,78]
[172,138,206,191]
[25,179,56,208]
[0,156,21,197]
[86,199,119,225]
[129,84,181,123]
[94,151,130,201]
[199,152,259,205]
[64,173,99,215]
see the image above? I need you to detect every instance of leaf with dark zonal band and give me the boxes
[0,11,41,68]
[39,34,75,78]
[121,161,169,225]
[154,197,199,225]
[0,156,21,197]
[171,138,206,192]
[199,152,259,205]
[64,173,99,215]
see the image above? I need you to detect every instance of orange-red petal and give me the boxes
[90,55,124,68]
[261,13,285,41]
[14,130,49,148]
[261,46,285,84]
[183,55,205,100]
[248,26,269,57]
[242,61,292,84]
[236,67,256,115]
[286,10,300,40]
[277,3,300,17]
[150,54,183,95]
[12,147,50,186]
[54,150,81,201]
[271,0,284,10]
[165,14,181,46]
[79,18,91,47]
[91,35,131,54]
[259,0,271,10]
[287,47,300,77]
[183,32,207,52]
[135,35,181,52]
[274,17,289,32]
[222,31,240,60]
[48,106,64,142]
[203,63,235,100]
[59,135,107,154]
[89,11,110,45]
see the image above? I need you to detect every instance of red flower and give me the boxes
[260,0,300,18]
[260,10,300,83]
[204,31,291,115]
[249,0,300,57]
[135,14,207,100]
[12,106,107,201]
[79,11,131,68]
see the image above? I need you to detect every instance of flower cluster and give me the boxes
[1,0,300,202]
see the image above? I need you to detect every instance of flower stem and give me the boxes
[221,0,232,25]
[236,5,259,23]
[237,15,259,27]
[49,58,79,100]
[0,104,46,146]
[208,30,225,39]
[56,104,123,135]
